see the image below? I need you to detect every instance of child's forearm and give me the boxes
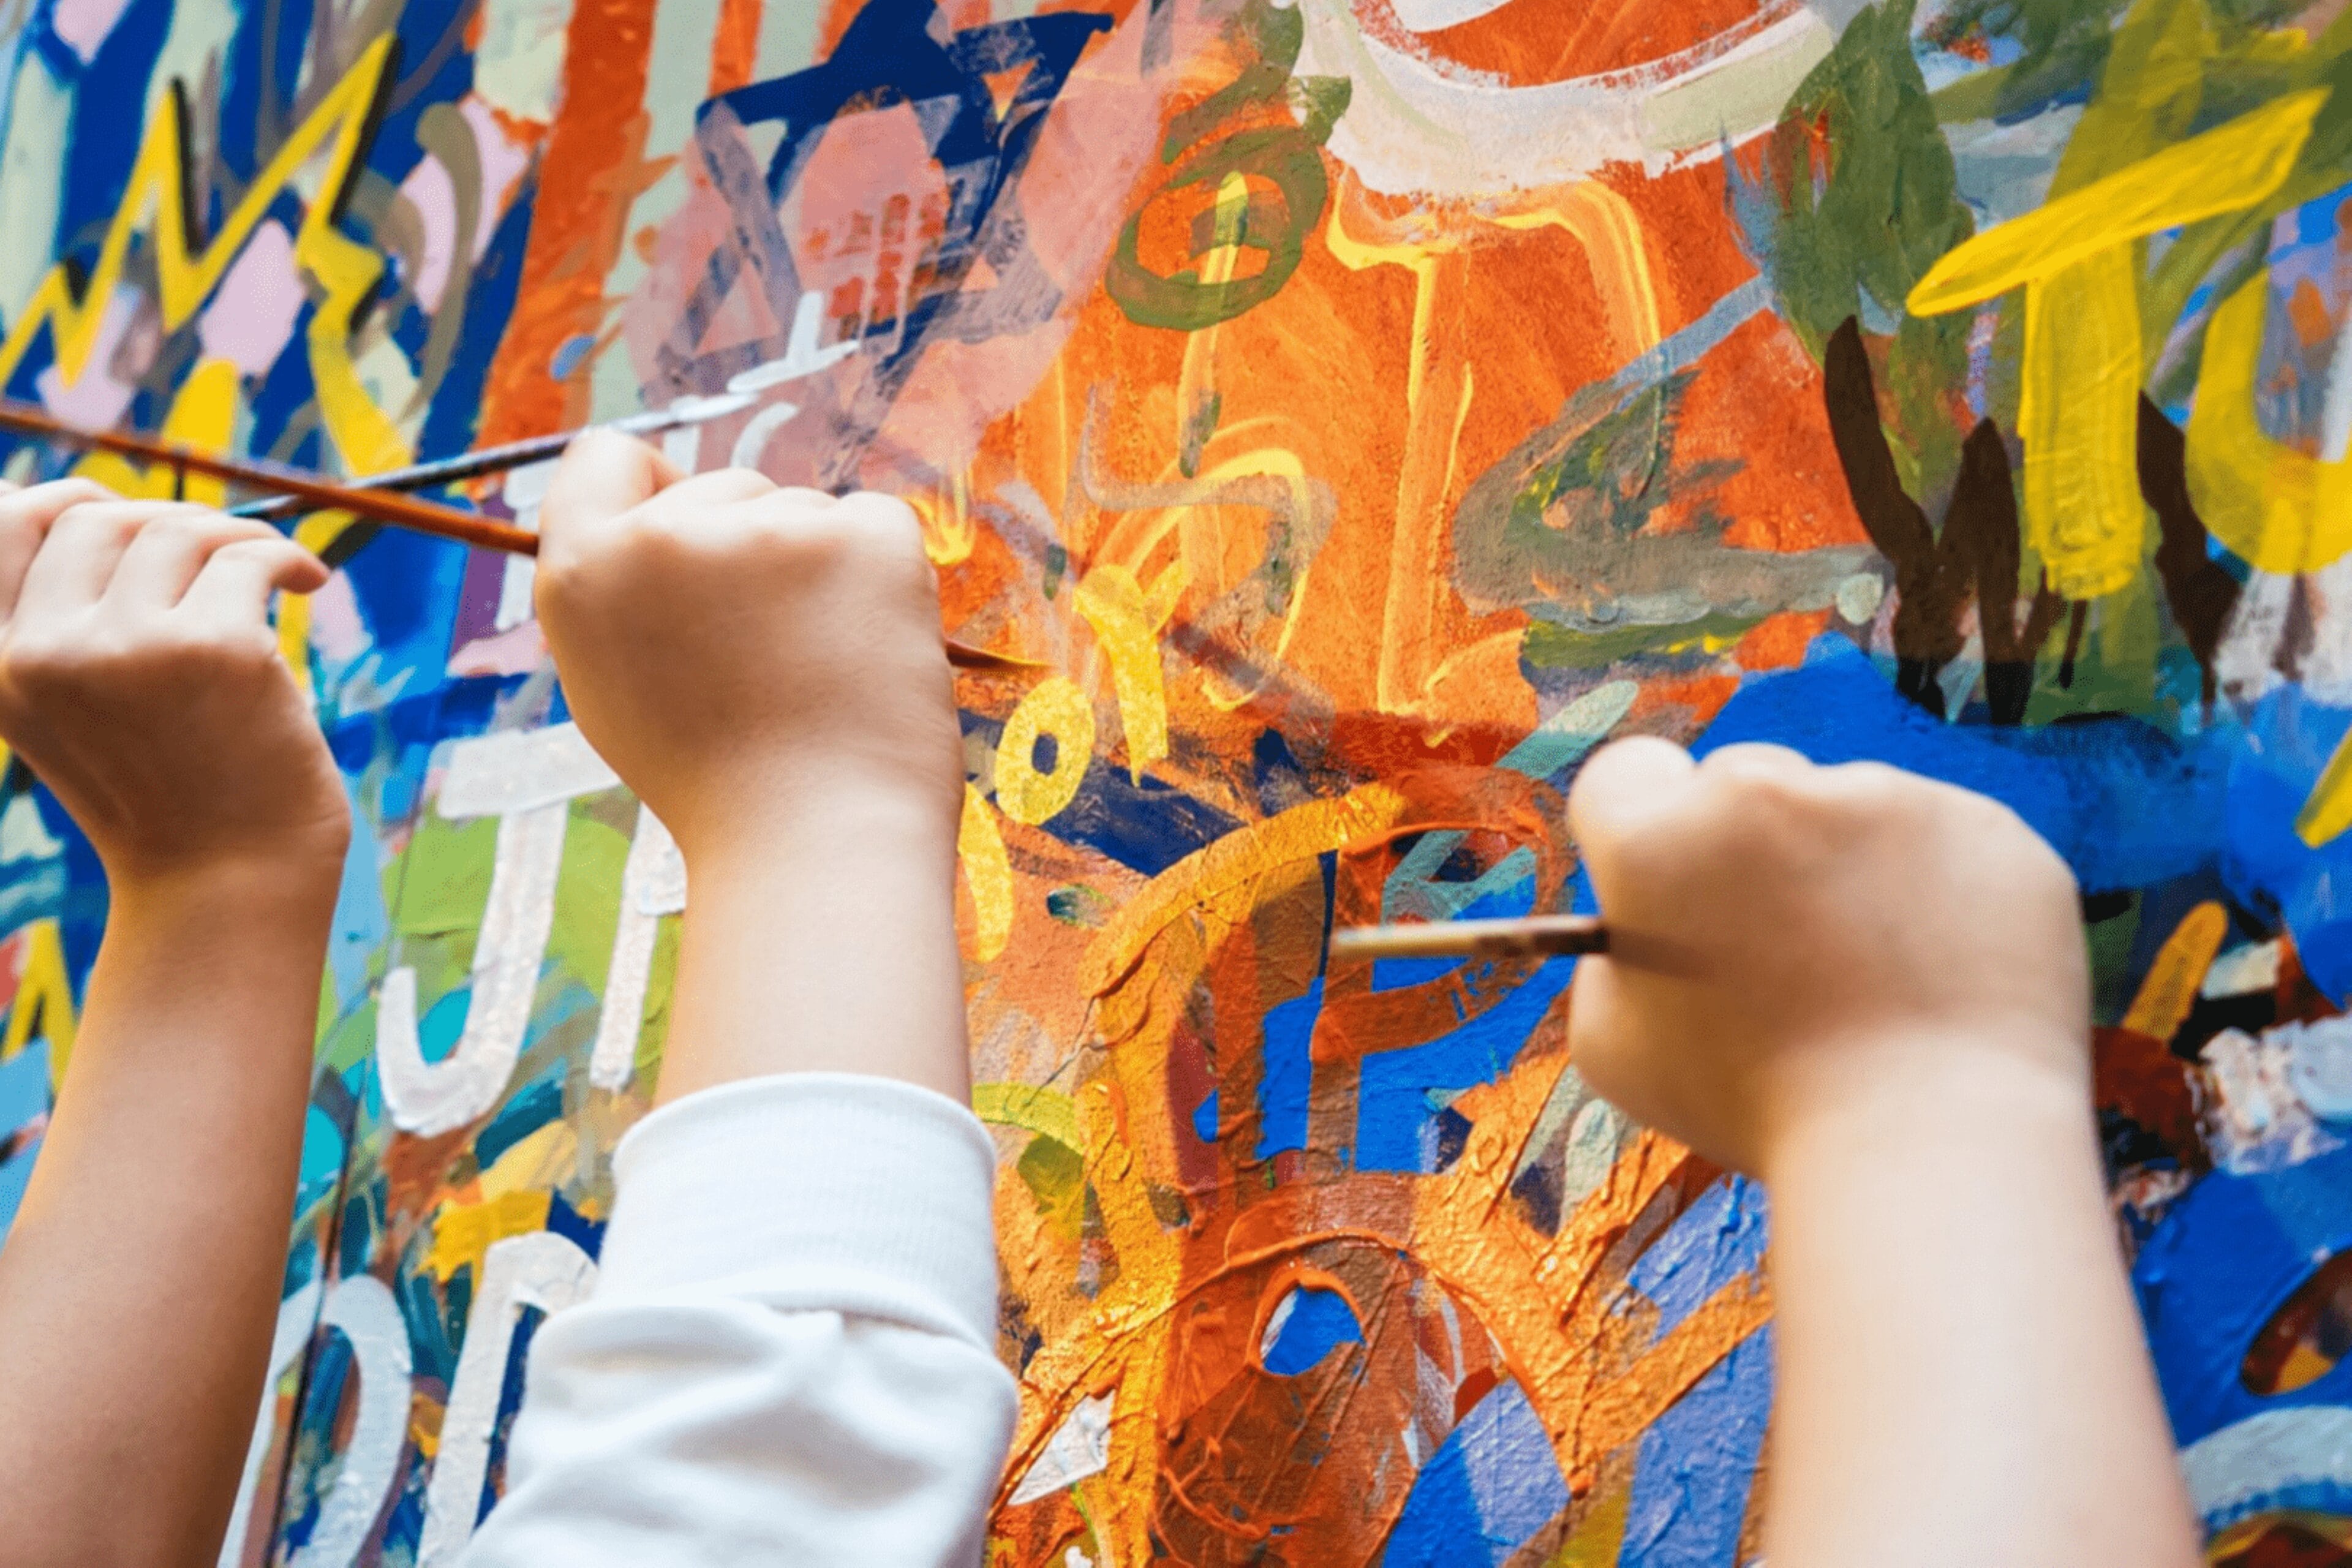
[658,791,969,1103]
[0,858,337,1566]
[1759,1042,2199,1568]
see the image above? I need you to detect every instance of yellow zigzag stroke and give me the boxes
[0,36,409,479]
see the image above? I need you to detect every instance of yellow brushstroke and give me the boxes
[2299,722,2352,846]
[2122,901,2230,1038]
[971,1082,1082,1152]
[480,1120,579,1199]
[1549,1482,1630,1567]
[959,784,1015,963]
[1080,781,1409,998]
[909,470,976,567]
[0,37,409,481]
[1,920,77,1089]
[2188,270,2352,578]
[1907,89,2326,598]
[1908,91,2324,314]
[2018,246,2145,597]
[1076,562,1185,783]
[425,1189,552,1283]
[74,357,240,503]
[995,676,1096,826]
[1488,181,1664,358]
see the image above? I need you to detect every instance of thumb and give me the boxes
[540,429,685,557]
[1568,736,1696,882]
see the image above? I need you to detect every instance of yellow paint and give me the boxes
[0,920,76,1088]
[1908,91,2324,314]
[1076,562,1184,783]
[1548,1482,1630,1567]
[909,470,976,567]
[971,1082,1082,1152]
[0,38,410,479]
[959,784,1015,963]
[1907,89,2325,598]
[1081,781,1408,998]
[2016,246,2145,597]
[2123,901,2230,1039]
[480,1120,579,1199]
[2189,271,2352,579]
[1488,181,1664,358]
[995,676,1096,826]
[425,1189,552,1283]
[74,357,242,503]
[2299,719,2352,846]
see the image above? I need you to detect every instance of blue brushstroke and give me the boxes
[1384,1378,1570,1568]
[1260,1285,1360,1374]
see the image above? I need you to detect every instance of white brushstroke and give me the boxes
[0,793,59,864]
[589,804,687,1091]
[216,1281,325,1568]
[2204,940,2283,1000]
[1009,1392,1116,1505]
[1286,0,1852,197]
[730,401,802,470]
[2182,1406,2352,1530]
[417,1232,598,1566]
[377,802,567,1136]
[0,52,69,325]
[437,724,619,820]
[1389,0,1512,28]
[472,0,576,125]
[288,1276,412,1568]
[726,289,859,396]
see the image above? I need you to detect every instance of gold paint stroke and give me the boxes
[959,785,1016,963]
[1907,89,2326,599]
[997,677,1098,827]
[2122,901,2229,1040]
[1075,562,1185,783]
[1,919,77,1090]
[971,1082,1082,1153]
[1079,782,1410,998]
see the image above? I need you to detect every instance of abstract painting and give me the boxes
[0,0,2347,1562]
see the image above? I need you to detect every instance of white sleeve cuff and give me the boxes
[594,1074,1002,1353]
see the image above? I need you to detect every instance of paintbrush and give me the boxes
[223,393,760,524]
[0,398,1038,674]
[1327,914,1608,962]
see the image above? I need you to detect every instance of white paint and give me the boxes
[2214,570,2297,705]
[288,1276,412,1568]
[216,1281,325,1568]
[492,461,556,632]
[472,0,576,125]
[1834,573,1885,626]
[416,1231,598,1566]
[729,401,802,470]
[0,793,59,864]
[2204,940,2283,1000]
[1287,0,1849,197]
[1389,0,1513,29]
[1008,1392,1115,1505]
[2182,1406,2352,1530]
[437,723,619,820]
[0,51,69,326]
[724,289,859,394]
[377,802,567,1136]
[589,804,686,1091]
[2290,1014,2352,1123]
[2201,1025,2345,1174]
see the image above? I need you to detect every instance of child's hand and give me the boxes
[0,481,347,886]
[1565,737,2088,1175]
[533,432,963,865]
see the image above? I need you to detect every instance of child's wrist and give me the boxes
[106,842,346,920]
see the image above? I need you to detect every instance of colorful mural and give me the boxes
[7,0,2352,1561]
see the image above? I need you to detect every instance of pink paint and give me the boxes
[307,570,371,665]
[36,287,148,429]
[51,0,132,62]
[461,96,537,262]
[447,620,549,678]
[197,221,304,376]
[401,157,462,312]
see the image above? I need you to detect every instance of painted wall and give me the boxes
[0,0,2343,1561]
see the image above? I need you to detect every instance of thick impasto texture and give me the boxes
[1,0,2349,1561]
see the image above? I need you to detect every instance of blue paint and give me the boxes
[328,780,390,1006]
[1384,1379,1570,1568]
[1619,1331,1773,1568]
[1260,1285,1360,1374]
[2135,1144,2352,1449]
[1355,957,1576,1172]
[1695,639,2229,896]
[1370,882,1539,992]
[473,1063,564,1169]
[297,1103,345,1205]
[420,986,470,1066]
[1191,1088,1218,1145]
[1627,1177,1770,1334]
[1256,978,1319,1159]
[0,1039,49,1240]
[545,1192,605,1261]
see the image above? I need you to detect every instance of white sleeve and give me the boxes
[458,1073,1017,1568]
